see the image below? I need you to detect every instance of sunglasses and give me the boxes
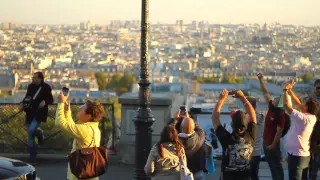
[316,87,320,90]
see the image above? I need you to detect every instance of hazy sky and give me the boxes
[0,0,319,25]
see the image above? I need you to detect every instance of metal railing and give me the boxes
[0,103,115,154]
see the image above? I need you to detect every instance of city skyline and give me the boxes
[0,0,319,26]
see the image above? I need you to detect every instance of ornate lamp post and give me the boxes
[134,0,155,179]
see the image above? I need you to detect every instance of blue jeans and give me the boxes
[263,143,284,180]
[287,154,310,180]
[250,155,261,180]
[27,119,41,161]
[301,154,319,180]
[193,170,205,180]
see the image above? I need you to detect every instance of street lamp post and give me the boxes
[134,0,155,179]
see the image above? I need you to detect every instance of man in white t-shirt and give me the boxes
[283,82,319,180]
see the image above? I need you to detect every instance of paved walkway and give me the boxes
[1,154,319,180]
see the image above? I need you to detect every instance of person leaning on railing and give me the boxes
[55,90,105,180]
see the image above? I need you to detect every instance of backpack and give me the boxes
[224,135,253,172]
[274,107,291,137]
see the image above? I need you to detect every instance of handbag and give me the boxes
[179,153,194,180]
[68,126,108,179]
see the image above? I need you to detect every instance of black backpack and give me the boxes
[274,107,291,137]
[224,135,253,172]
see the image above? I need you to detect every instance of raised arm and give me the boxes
[212,89,228,131]
[288,90,302,107]
[55,91,88,138]
[284,81,300,114]
[257,73,272,103]
[234,89,257,124]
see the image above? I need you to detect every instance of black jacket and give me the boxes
[23,82,54,124]
[169,118,206,173]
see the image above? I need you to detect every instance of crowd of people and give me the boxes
[18,71,320,180]
[144,73,320,180]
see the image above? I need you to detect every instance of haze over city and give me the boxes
[0,0,320,25]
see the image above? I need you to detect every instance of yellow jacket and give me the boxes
[55,103,101,180]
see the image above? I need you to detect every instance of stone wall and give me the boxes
[118,92,174,164]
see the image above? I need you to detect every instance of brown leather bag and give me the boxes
[68,126,108,179]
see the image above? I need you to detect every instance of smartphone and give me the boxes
[62,87,69,96]
[228,92,235,96]
[180,105,186,114]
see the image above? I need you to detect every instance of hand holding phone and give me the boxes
[180,105,186,114]
[257,72,263,80]
[62,87,69,96]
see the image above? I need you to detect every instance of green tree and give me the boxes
[205,77,219,83]
[193,76,204,83]
[115,87,129,96]
[94,72,107,90]
[302,72,313,83]
[119,73,137,90]
[0,91,10,98]
[234,77,243,84]
[106,73,122,89]
[221,77,228,83]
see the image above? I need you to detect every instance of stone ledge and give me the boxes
[119,92,174,106]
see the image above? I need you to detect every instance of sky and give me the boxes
[0,0,319,26]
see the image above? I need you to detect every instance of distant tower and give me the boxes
[52,56,56,67]
[263,23,269,31]
[200,29,204,40]
[29,61,34,74]
[192,80,200,93]
[80,22,86,30]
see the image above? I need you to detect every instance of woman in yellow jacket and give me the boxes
[55,91,105,180]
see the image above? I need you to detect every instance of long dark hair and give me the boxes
[157,125,183,159]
